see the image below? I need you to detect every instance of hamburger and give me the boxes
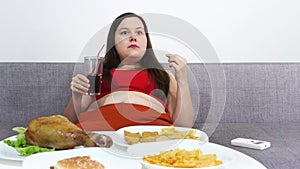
[50,156,104,169]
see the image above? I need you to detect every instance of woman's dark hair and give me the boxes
[103,12,170,99]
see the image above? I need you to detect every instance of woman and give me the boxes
[63,12,195,130]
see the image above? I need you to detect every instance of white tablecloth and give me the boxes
[0,132,267,169]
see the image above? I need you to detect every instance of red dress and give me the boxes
[77,69,173,131]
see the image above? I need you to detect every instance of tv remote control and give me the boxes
[231,138,271,150]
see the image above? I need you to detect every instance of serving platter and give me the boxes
[0,133,140,161]
[0,136,25,161]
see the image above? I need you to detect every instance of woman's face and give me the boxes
[114,17,147,65]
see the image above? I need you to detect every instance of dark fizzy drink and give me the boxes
[87,75,101,95]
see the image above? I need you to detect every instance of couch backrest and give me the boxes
[0,63,299,127]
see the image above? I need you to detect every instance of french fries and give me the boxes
[124,130,140,145]
[124,126,201,144]
[143,148,223,168]
[140,131,159,143]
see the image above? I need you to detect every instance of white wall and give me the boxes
[0,0,299,63]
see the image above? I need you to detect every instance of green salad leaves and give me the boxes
[4,127,55,156]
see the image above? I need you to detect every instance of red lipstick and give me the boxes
[128,44,139,48]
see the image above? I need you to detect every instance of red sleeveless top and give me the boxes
[77,69,173,131]
[96,69,167,107]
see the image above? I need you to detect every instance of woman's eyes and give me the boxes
[120,30,144,36]
[136,30,144,35]
[120,31,129,35]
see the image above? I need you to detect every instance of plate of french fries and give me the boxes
[136,139,235,169]
[114,125,209,148]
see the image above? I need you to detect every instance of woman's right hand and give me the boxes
[70,74,90,95]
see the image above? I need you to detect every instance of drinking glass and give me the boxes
[84,56,104,95]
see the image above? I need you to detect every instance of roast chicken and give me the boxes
[25,115,112,149]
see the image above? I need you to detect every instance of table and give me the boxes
[0,132,267,169]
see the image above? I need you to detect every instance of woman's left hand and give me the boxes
[166,54,188,81]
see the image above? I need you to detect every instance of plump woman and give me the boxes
[63,12,195,130]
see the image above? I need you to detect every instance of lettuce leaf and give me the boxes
[15,146,54,156]
[4,127,55,156]
[12,127,26,134]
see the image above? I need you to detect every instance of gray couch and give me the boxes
[1,63,299,169]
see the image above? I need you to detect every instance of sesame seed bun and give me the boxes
[54,156,104,169]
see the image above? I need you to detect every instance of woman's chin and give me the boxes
[122,54,143,62]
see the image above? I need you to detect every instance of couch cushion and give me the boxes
[0,121,19,140]
[193,123,300,169]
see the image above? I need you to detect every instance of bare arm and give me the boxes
[63,98,78,123]
[166,54,195,127]
[63,74,94,123]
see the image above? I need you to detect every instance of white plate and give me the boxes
[0,134,141,162]
[22,147,141,169]
[115,125,209,148]
[0,135,94,161]
[137,140,235,169]
[0,132,141,162]
[0,136,25,161]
